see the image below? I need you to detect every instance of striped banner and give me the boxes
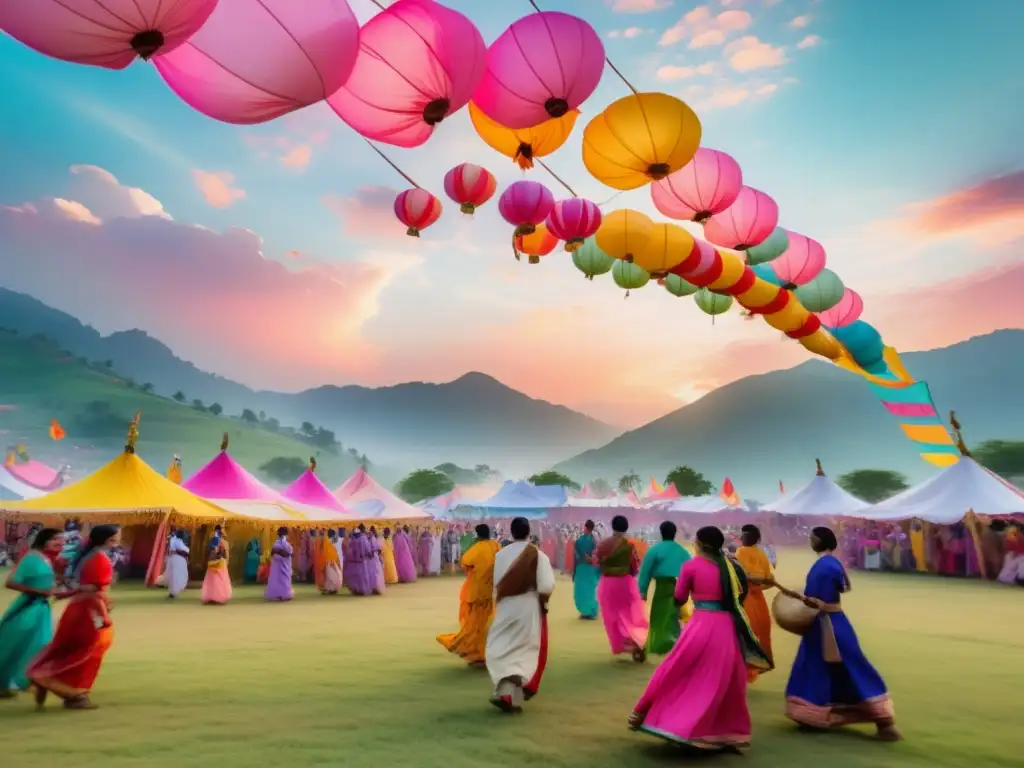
[866,377,960,467]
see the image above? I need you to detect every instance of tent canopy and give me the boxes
[760,474,869,517]
[665,494,741,514]
[335,467,431,520]
[283,467,351,513]
[183,449,284,502]
[859,457,1024,524]
[3,459,64,490]
[477,480,567,509]
[0,452,229,523]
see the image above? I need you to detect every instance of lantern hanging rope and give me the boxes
[535,159,577,198]
[363,138,422,190]
[524,0,639,96]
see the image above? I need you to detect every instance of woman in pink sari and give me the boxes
[595,515,649,663]
[629,526,771,751]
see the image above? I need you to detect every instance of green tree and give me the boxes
[618,472,640,494]
[172,391,186,403]
[208,403,223,417]
[263,417,280,432]
[301,421,316,436]
[974,439,1024,480]
[396,469,454,503]
[589,478,612,496]
[434,462,481,484]
[665,465,713,496]
[528,470,580,490]
[140,382,155,394]
[240,409,259,423]
[259,456,307,484]
[103,359,113,370]
[837,469,908,503]
[192,399,206,411]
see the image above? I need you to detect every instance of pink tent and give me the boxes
[183,450,284,501]
[2,459,64,491]
[334,467,430,519]
[576,483,596,499]
[283,467,350,513]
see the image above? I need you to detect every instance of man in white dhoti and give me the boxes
[485,517,556,714]
[166,530,191,598]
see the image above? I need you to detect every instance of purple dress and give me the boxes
[343,533,375,596]
[265,538,294,601]
[417,531,433,577]
[393,531,418,583]
[369,536,386,594]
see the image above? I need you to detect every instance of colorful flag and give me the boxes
[49,419,66,441]
[779,480,785,494]
[3,452,12,468]
[720,477,740,507]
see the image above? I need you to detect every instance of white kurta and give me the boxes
[166,536,190,596]
[429,534,442,575]
[485,541,556,690]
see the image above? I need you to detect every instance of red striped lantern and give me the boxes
[545,198,602,251]
[393,188,442,237]
[443,162,497,215]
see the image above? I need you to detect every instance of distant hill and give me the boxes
[0,330,368,487]
[555,330,1024,497]
[0,289,620,475]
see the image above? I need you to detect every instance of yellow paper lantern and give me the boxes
[632,222,694,276]
[706,248,747,291]
[469,102,579,170]
[595,209,653,264]
[583,92,702,191]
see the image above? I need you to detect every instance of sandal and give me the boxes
[63,696,98,710]
[631,646,647,664]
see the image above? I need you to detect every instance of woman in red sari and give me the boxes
[28,524,120,710]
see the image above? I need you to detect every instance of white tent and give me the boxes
[0,469,45,500]
[859,457,1024,524]
[760,472,869,518]
[664,495,737,514]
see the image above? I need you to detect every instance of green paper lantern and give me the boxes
[745,227,789,266]
[794,268,845,312]
[572,238,615,280]
[612,260,650,292]
[663,273,698,297]
[694,287,733,315]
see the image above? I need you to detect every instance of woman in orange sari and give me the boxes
[28,524,120,710]
[735,524,775,682]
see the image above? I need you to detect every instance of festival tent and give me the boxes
[334,467,431,520]
[0,450,230,525]
[760,461,869,518]
[420,484,496,518]
[282,458,352,514]
[182,441,352,524]
[2,458,66,492]
[453,480,567,519]
[858,457,1024,524]
[646,483,681,503]
[642,476,665,499]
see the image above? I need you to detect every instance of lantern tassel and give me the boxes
[407,227,420,237]
[511,233,521,262]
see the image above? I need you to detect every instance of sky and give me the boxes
[1,0,1022,430]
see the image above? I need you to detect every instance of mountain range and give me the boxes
[0,288,619,475]
[2,287,1021,495]
[555,329,1024,495]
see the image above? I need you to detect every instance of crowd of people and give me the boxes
[1,513,901,753]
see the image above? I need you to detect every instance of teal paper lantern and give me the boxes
[745,227,789,266]
[794,268,845,312]
[612,260,650,294]
[694,287,733,316]
[572,238,615,280]
[833,320,884,368]
[663,273,699,297]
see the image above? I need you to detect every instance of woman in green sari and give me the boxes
[638,521,691,655]
[573,521,600,619]
[0,528,71,697]
[244,537,262,583]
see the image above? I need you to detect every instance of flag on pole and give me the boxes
[49,419,66,441]
[720,477,740,507]
[779,480,785,494]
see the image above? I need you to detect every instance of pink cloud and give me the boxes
[191,170,246,209]
[323,185,407,241]
[881,170,1024,247]
[789,14,811,28]
[660,6,750,47]
[797,34,821,49]
[0,168,393,389]
[609,0,671,12]
[279,144,313,171]
[656,62,715,80]
[726,35,788,71]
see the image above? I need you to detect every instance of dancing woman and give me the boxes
[595,516,649,663]
[735,524,775,681]
[629,526,771,751]
[28,525,121,710]
[0,529,72,697]
[782,526,901,741]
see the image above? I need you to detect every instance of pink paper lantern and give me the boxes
[443,163,497,215]
[703,186,779,251]
[472,11,605,130]
[153,0,359,125]
[773,230,826,286]
[328,0,486,148]
[816,287,863,328]
[394,188,443,237]
[545,198,602,251]
[499,180,555,236]
[0,0,216,69]
[651,148,743,223]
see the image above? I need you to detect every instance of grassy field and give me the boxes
[1,549,1021,768]
[0,331,361,486]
